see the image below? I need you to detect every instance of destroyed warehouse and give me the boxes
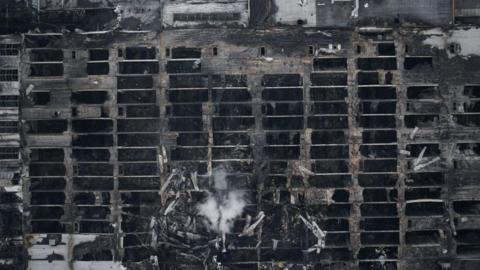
[2,0,480,269]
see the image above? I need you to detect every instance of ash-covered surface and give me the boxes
[2,1,480,270]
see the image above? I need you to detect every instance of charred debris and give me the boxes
[2,0,480,270]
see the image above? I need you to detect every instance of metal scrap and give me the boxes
[240,211,265,237]
[299,214,326,254]
[414,156,441,171]
[409,126,419,140]
[413,146,427,166]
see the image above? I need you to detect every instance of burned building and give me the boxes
[1,0,480,269]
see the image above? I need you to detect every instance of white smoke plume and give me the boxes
[197,167,246,234]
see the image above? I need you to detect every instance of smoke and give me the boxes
[197,167,246,234]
